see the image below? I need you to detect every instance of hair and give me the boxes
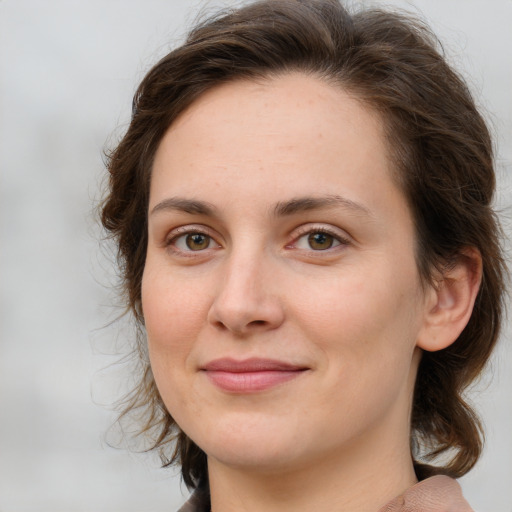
[101,0,507,489]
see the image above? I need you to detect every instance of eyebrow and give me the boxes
[150,194,374,219]
[273,195,374,218]
[150,197,217,217]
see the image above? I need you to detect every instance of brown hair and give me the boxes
[101,0,507,488]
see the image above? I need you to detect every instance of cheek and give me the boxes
[293,269,421,430]
[141,268,212,424]
[141,266,210,369]
[289,260,422,371]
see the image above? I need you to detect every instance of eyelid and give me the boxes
[286,223,352,250]
[164,224,222,253]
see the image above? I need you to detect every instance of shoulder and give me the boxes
[378,475,474,512]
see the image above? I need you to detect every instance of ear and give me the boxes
[417,248,482,352]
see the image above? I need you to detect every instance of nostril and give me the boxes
[212,318,266,334]
[249,320,267,327]
[212,319,228,330]
[208,295,285,334]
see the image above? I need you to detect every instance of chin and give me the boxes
[186,411,309,472]
[206,441,305,475]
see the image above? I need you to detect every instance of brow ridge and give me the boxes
[150,197,216,216]
[150,194,373,219]
[273,195,373,217]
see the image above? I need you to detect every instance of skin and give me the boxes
[142,73,481,512]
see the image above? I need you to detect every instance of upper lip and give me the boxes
[202,358,307,373]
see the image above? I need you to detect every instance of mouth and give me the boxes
[201,358,309,393]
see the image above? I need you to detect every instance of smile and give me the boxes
[201,358,309,393]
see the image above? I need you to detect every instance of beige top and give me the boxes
[177,475,474,512]
[377,476,474,512]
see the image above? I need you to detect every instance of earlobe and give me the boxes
[417,248,482,352]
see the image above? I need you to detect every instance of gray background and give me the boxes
[1,1,510,510]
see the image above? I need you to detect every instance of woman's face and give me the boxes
[142,73,431,474]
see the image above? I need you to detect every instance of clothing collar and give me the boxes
[377,475,473,512]
[177,475,473,512]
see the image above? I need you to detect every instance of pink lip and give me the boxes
[202,358,308,393]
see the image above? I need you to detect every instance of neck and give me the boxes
[207,420,417,512]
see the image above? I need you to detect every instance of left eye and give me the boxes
[295,231,342,251]
[174,232,214,251]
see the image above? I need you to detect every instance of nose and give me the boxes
[207,252,285,336]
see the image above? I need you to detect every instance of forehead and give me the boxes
[154,74,390,177]
[166,73,386,149]
[150,73,409,228]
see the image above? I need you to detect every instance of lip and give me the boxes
[201,358,308,393]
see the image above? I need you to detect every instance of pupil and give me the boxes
[186,233,209,250]
[308,232,333,250]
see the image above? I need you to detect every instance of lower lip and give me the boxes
[204,370,306,393]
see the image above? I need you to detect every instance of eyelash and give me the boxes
[289,226,351,253]
[164,224,351,256]
[165,225,220,256]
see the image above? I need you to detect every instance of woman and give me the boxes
[101,1,507,510]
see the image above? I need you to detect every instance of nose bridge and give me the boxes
[208,240,284,334]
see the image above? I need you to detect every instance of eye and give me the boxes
[294,229,346,251]
[172,232,215,252]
